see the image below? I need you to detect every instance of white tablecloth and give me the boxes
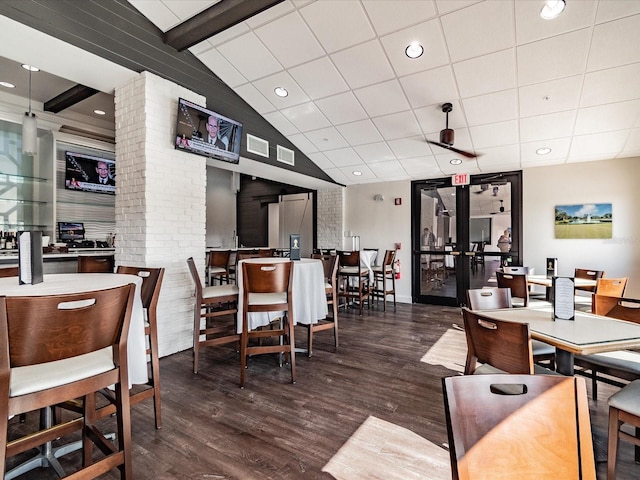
[236,258,328,334]
[0,273,147,386]
[359,250,377,281]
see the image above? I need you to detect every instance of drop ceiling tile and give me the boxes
[569,130,631,160]
[368,160,408,179]
[263,111,300,136]
[453,49,516,99]
[514,0,597,45]
[299,0,376,54]
[233,83,276,114]
[316,92,369,125]
[436,152,480,175]
[441,1,515,63]
[287,133,318,154]
[621,128,640,156]
[363,0,437,36]
[188,40,213,55]
[323,167,352,185]
[339,119,384,146]
[435,0,481,16]
[217,32,282,81]
[414,100,465,134]
[520,137,571,166]
[517,29,590,86]
[354,79,409,118]
[198,48,247,88]
[128,0,181,31]
[519,76,582,117]
[280,102,331,132]
[588,15,640,71]
[338,164,376,182]
[388,136,434,159]
[380,19,449,77]
[398,155,441,175]
[372,111,423,141]
[162,0,215,21]
[469,120,519,149]
[400,66,458,110]
[252,71,309,108]
[323,147,362,167]
[306,151,335,169]
[330,40,396,90]
[463,90,518,126]
[574,100,640,135]
[581,63,640,107]
[474,144,520,169]
[519,111,576,143]
[289,57,350,100]
[207,21,249,47]
[595,2,640,23]
[255,11,325,68]
[353,142,396,164]
[305,126,348,150]
[244,0,295,28]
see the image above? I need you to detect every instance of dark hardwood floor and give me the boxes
[7,302,640,479]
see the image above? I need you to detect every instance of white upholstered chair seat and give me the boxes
[474,362,558,376]
[609,379,640,416]
[208,266,227,275]
[202,284,239,300]
[339,266,366,275]
[247,292,287,306]
[10,347,114,397]
[575,350,640,375]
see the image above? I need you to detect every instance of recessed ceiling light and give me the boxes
[405,42,424,59]
[0,81,15,88]
[21,64,40,72]
[536,147,552,155]
[352,170,362,176]
[274,87,288,97]
[450,158,463,165]
[540,0,565,20]
[94,109,106,116]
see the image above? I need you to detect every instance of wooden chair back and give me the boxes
[495,271,529,307]
[466,288,512,310]
[257,248,275,257]
[312,253,338,287]
[575,268,605,292]
[77,254,115,273]
[0,267,18,278]
[594,277,627,297]
[116,265,164,311]
[337,250,360,267]
[461,307,534,375]
[501,266,530,275]
[242,261,292,297]
[592,295,640,323]
[209,250,231,269]
[442,374,595,480]
[382,249,396,268]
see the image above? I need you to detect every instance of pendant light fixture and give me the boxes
[21,64,39,156]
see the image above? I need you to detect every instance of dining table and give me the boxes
[477,305,640,375]
[0,273,148,386]
[359,249,378,282]
[527,274,597,301]
[236,257,328,334]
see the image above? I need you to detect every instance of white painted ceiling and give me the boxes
[126,0,640,186]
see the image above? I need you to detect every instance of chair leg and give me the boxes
[382,273,387,312]
[307,325,314,358]
[608,407,621,480]
[287,315,296,384]
[240,329,248,388]
[148,329,162,429]
[332,300,339,348]
[592,369,598,399]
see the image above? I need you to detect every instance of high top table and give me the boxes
[477,305,640,375]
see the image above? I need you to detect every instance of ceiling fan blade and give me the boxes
[427,140,478,158]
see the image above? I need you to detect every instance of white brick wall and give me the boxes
[115,71,207,357]
[317,187,344,250]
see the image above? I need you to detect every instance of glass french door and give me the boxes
[411,171,523,306]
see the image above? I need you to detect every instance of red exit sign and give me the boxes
[452,173,470,186]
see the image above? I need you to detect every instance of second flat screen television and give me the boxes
[64,151,115,195]
[175,98,243,164]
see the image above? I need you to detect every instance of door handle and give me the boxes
[450,251,461,256]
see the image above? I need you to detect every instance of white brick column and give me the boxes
[317,187,344,250]
[115,71,206,357]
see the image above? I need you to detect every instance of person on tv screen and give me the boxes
[206,115,228,150]
[94,161,115,186]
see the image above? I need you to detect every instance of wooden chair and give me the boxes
[495,271,529,307]
[574,268,605,293]
[372,249,396,312]
[443,374,596,480]
[240,260,295,387]
[306,253,339,356]
[574,296,640,398]
[501,266,530,275]
[608,376,640,479]
[207,250,231,286]
[0,266,18,278]
[116,265,164,429]
[77,255,115,273]
[336,250,370,315]
[465,288,555,368]
[461,307,535,375]
[187,257,240,375]
[594,277,627,298]
[0,284,136,479]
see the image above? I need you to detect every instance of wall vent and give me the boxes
[246,134,269,158]
[277,145,295,166]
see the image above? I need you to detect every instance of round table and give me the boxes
[0,273,148,386]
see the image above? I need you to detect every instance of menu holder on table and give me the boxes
[290,234,301,261]
[18,231,43,285]
[546,257,558,279]
[552,276,575,320]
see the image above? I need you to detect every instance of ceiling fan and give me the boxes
[427,102,480,159]
[491,200,510,215]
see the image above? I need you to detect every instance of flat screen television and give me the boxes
[64,151,115,195]
[175,97,243,164]
[58,222,85,243]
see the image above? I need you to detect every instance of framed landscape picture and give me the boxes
[555,203,612,239]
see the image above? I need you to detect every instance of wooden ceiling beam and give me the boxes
[44,84,99,113]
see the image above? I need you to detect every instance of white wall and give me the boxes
[206,166,237,248]
[523,157,640,297]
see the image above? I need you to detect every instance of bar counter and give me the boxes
[0,248,115,274]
